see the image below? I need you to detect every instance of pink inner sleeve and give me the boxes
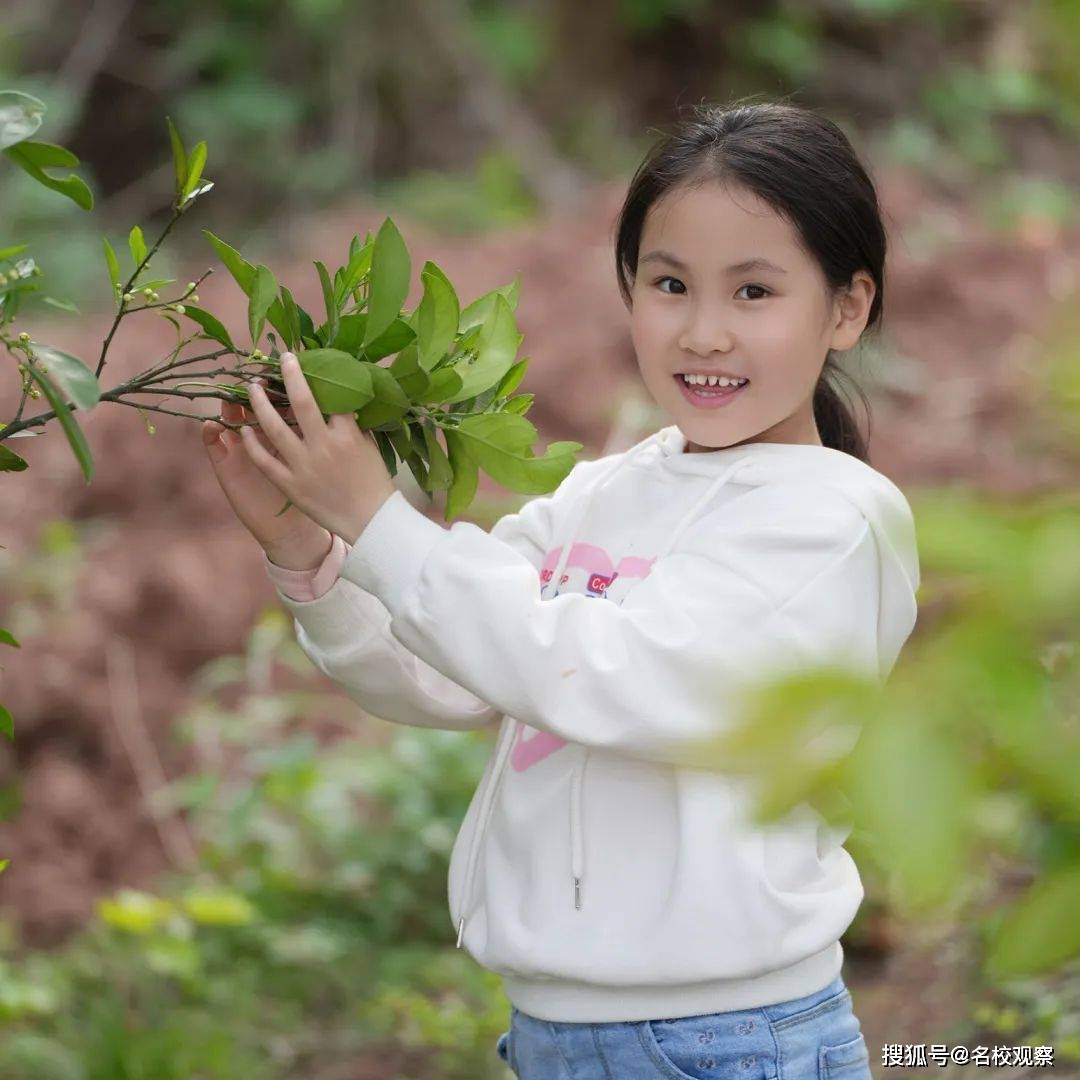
[263,532,349,601]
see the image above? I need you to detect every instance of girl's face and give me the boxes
[628,179,874,451]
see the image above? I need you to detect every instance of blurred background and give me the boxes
[0,1,1078,1076]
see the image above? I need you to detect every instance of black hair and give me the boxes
[614,97,886,461]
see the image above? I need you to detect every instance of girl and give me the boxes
[202,98,920,1079]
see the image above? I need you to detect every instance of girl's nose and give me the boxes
[678,310,735,357]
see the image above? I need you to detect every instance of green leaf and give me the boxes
[414,261,460,372]
[279,286,303,351]
[183,305,235,350]
[335,236,374,304]
[443,428,479,521]
[128,225,147,271]
[314,261,339,346]
[0,444,28,472]
[181,140,207,201]
[0,244,29,261]
[0,90,45,150]
[420,419,453,490]
[7,140,78,168]
[203,230,256,294]
[0,628,21,648]
[444,292,520,404]
[454,412,581,495]
[24,363,94,482]
[102,237,122,289]
[135,277,175,293]
[0,704,12,740]
[3,140,93,210]
[386,424,413,461]
[98,889,175,935]
[42,296,79,313]
[32,346,101,410]
[330,311,367,355]
[202,232,289,341]
[353,363,412,428]
[388,338,430,398]
[181,888,256,926]
[362,217,410,350]
[986,862,1080,977]
[495,358,528,398]
[296,348,376,413]
[363,316,416,361]
[165,115,187,196]
[417,365,464,404]
[459,274,520,332]
[850,712,976,912]
[373,429,398,477]
[248,264,277,345]
[407,456,431,496]
[502,392,534,415]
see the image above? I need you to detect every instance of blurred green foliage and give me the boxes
[0,607,515,1078]
[2,0,1077,307]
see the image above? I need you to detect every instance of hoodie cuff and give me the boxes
[264,531,347,601]
[339,489,447,609]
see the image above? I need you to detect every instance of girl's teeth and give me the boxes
[681,374,747,388]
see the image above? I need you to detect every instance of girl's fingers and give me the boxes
[247,379,303,464]
[238,422,293,490]
[277,353,327,443]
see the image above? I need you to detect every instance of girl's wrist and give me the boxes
[263,528,334,570]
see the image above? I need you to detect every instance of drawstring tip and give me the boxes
[456,915,465,948]
[574,877,582,910]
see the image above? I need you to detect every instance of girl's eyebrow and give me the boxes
[639,250,788,275]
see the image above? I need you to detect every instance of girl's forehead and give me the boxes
[646,182,789,241]
[642,185,808,268]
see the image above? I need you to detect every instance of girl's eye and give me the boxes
[654,275,685,295]
[736,284,771,301]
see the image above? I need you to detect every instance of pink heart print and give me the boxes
[510,542,656,772]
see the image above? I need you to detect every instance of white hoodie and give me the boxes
[269,423,920,1023]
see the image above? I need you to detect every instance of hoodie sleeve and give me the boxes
[270,474,587,732]
[338,483,884,767]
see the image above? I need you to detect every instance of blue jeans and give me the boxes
[494,974,872,1078]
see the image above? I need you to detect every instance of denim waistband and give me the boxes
[759,973,848,1023]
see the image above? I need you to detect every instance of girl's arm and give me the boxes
[335,482,915,766]
[267,479,577,733]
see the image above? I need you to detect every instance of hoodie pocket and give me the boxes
[758,804,830,897]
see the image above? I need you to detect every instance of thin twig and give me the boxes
[105,634,200,873]
[95,207,184,379]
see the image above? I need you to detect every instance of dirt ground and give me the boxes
[0,166,1077,1069]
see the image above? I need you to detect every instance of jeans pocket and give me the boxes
[640,1013,769,1080]
[819,1032,871,1079]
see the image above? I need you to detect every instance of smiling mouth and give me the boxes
[673,371,751,406]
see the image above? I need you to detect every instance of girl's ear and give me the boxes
[828,270,876,352]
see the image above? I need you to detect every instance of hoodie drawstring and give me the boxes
[456,436,753,945]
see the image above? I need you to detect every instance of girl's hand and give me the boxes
[238,352,396,545]
[201,394,330,554]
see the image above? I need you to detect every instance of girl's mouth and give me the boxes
[674,374,749,409]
